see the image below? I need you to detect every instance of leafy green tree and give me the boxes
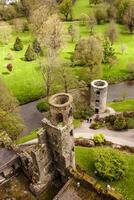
[56,61,78,93]
[14,37,23,51]
[59,0,73,21]
[103,38,115,63]
[73,36,103,86]
[0,77,23,141]
[25,44,36,61]
[95,6,107,24]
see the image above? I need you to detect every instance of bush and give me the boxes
[90,122,103,130]
[6,63,13,72]
[14,37,23,51]
[6,52,14,60]
[94,148,128,181]
[25,44,36,61]
[113,115,127,130]
[36,99,49,112]
[74,107,94,120]
[105,115,116,125]
[32,39,41,54]
[93,133,105,144]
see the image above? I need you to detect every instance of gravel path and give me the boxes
[74,121,134,147]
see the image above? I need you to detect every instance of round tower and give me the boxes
[90,80,108,113]
[49,93,73,127]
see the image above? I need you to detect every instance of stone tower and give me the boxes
[90,80,108,113]
[42,93,75,180]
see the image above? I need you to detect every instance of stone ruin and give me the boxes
[90,79,108,114]
[20,93,75,196]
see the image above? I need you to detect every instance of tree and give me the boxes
[95,6,107,24]
[103,38,115,63]
[90,0,102,5]
[123,2,134,33]
[25,44,36,61]
[14,37,23,51]
[40,58,56,97]
[80,13,89,26]
[0,23,12,45]
[56,61,78,93]
[0,77,23,140]
[106,21,118,44]
[59,0,73,21]
[87,14,96,35]
[32,39,41,54]
[73,36,103,85]
[68,24,79,42]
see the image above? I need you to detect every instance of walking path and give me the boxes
[22,121,134,147]
[74,121,134,147]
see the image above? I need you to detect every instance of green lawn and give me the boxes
[16,129,38,144]
[108,99,134,112]
[0,30,45,104]
[0,8,134,104]
[75,146,134,200]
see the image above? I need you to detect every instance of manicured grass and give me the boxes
[108,99,134,112]
[75,146,134,200]
[16,130,38,144]
[73,119,81,128]
[0,29,45,104]
[0,18,134,104]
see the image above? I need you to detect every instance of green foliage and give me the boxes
[25,44,36,61]
[94,6,107,24]
[14,37,23,51]
[113,115,127,130]
[0,77,23,141]
[127,118,134,129]
[32,39,41,54]
[16,129,38,144]
[90,122,103,129]
[36,99,49,112]
[59,0,73,20]
[93,133,105,144]
[103,38,115,64]
[74,107,94,120]
[94,148,128,181]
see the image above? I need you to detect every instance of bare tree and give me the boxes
[87,14,96,35]
[68,23,79,42]
[106,21,118,44]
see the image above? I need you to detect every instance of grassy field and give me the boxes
[75,146,134,200]
[0,30,45,104]
[0,0,134,104]
[108,99,134,112]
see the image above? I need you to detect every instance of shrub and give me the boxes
[93,133,105,144]
[90,122,103,130]
[14,37,23,51]
[25,44,36,61]
[6,52,14,60]
[6,63,13,72]
[36,99,49,112]
[105,115,116,125]
[113,115,127,130]
[74,108,94,120]
[32,39,41,54]
[94,148,128,181]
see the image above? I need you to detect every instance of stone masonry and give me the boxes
[21,93,75,195]
[90,80,108,114]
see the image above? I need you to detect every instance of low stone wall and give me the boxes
[70,167,124,200]
[75,138,134,153]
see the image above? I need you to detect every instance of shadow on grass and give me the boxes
[2,71,10,75]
